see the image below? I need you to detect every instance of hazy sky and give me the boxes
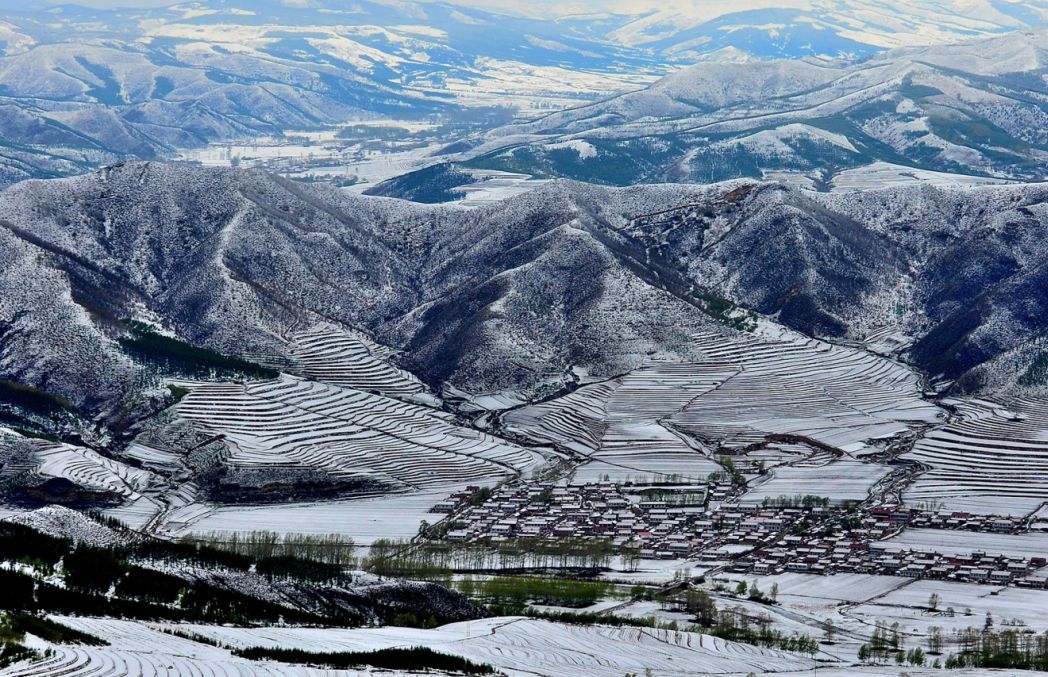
[5,0,641,14]
[9,0,1048,21]
[0,0,806,18]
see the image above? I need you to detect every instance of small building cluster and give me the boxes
[732,533,1048,588]
[432,483,1048,588]
[434,481,834,562]
[909,510,1021,534]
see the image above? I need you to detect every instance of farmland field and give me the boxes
[880,528,1048,560]
[174,487,463,544]
[741,459,892,505]
[847,579,1048,634]
[902,397,1048,515]
[506,326,941,486]
[147,616,816,677]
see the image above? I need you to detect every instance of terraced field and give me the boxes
[12,439,156,502]
[3,618,344,677]
[902,397,1048,515]
[177,375,544,491]
[669,328,941,451]
[0,614,817,677]
[289,325,436,404]
[507,363,729,483]
[506,326,941,483]
[155,617,813,677]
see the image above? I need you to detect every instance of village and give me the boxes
[431,480,1048,589]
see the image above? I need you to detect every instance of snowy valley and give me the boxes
[3,1,1048,675]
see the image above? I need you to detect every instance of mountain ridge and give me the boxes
[460,30,1048,188]
[1,163,1048,444]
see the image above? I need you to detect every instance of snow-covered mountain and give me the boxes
[3,0,1048,188]
[458,30,1048,187]
[606,0,1048,60]
[0,1,663,187]
[2,162,1047,443]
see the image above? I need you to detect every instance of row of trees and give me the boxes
[857,622,1048,672]
[119,321,278,380]
[948,628,1048,670]
[760,494,833,509]
[705,605,820,656]
[191,530,357,567]
[365,538,619,579]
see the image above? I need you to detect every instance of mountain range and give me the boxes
[600,1,1048,59]
[3,1,1048,187]
[1,162,1047,446]
[453,30,1048,188]
[0,1,660,188]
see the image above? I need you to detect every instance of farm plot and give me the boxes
[159,616,814,676]
[100,496,164,530]
[669,328,942,453]
[5,617,364,677]
[25,441,155,500]
[177,375,545,492]
[175,487,460,544]
[847,579,1048,635]
[731,572,909,606]
[289,325,436,404]
[506,327,941,481]
[880,528,1048,560]
[902,397,1048,516]
[830,161,1014,192]
[740,459,892,505]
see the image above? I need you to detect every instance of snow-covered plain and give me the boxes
[733,572,909,604]
[848,579,1048,635]
[174,487,463,544]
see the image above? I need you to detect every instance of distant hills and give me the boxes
[601,1,1048,59]
[2,1,1048,187]
[0,1,661,187]
[458,30,1048,188]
